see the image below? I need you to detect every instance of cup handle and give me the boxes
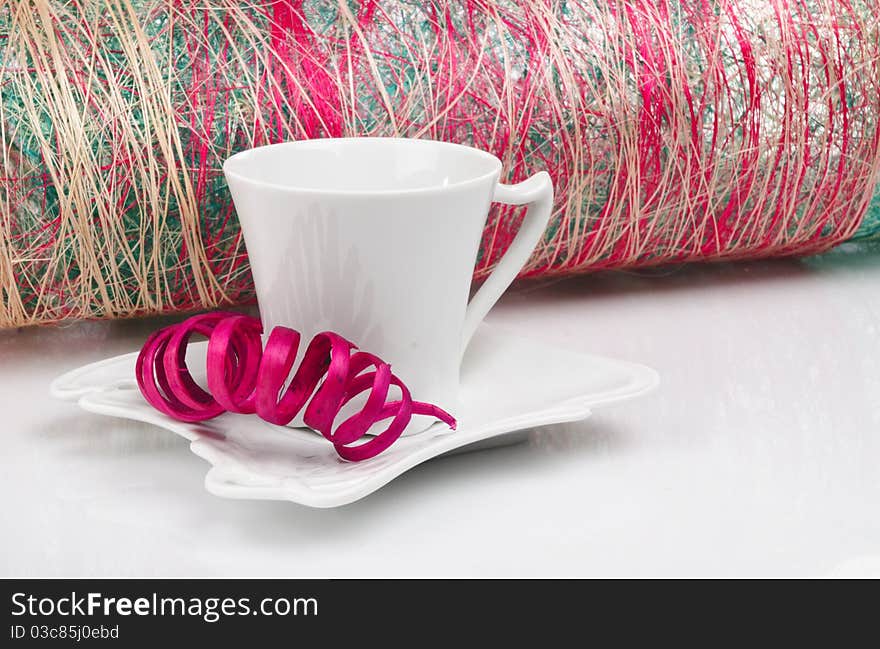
[461,171,554,356]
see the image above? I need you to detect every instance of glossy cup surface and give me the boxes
[225,138,503,431]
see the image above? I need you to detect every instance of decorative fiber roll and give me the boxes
[1,1,879,327]
[855,190,880,241]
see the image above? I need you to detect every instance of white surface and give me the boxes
[2,243,879,577]
[227,139,552,433]
[50,326,655,508]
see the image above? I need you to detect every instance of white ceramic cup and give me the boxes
[223,137,552,434]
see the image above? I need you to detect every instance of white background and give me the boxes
[2,242,879,577]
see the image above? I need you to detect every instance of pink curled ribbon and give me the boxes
[135,312,456,461]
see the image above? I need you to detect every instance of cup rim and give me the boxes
[222,137,503,196]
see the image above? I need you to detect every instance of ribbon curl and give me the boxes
[135,313,456,461]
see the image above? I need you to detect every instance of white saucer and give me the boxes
[50,325,658,508]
